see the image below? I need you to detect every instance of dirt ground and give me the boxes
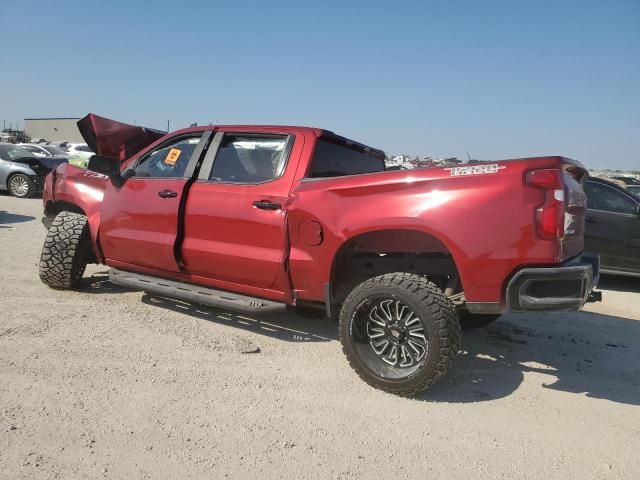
[1,194,639,480]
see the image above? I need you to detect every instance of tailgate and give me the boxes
[560,162,588,260]
[523,157,587,262]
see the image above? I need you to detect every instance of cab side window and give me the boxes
[584,182,638,215]
[209,134,289,183]
[134,135,202,178]
[308,139,385,178]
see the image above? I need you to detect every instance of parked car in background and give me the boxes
[66,143,94,158]
[609,175,640,186]
[19,144,50,158]
[627,185,640,198]
[22,142,91,169]
[47,141,71,151]
[584,177,640,277]
[65,143,94,168]
[20,143,72,160]
[0,143,67,197]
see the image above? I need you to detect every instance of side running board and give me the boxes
[109,268,283,314]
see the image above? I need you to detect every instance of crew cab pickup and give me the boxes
[39,114,600,396]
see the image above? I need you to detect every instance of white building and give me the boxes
[24,117,84,142]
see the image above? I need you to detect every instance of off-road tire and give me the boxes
[39,211,92,289]
[458,311,501,329]
[339,273,461,396]
[8,173,36,198]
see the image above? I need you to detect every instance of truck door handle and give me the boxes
[253,200,281,210]
[158,190,178,199]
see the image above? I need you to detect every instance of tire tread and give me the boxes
[39,211,91,289]
[339,273,461,396]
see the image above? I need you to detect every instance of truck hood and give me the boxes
[77,113,166,162]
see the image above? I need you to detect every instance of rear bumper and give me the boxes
[506,253,600,312]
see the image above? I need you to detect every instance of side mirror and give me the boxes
[87,155,120,176]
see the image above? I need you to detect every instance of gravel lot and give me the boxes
[1,194,639,479]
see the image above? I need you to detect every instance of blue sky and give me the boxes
[1,0,638,169]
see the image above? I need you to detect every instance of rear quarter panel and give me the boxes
[288,157,581,304]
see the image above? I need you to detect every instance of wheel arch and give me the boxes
[329,228,464,306]
[44,199,87,217]
[6,165,38,180]
[44,199,103,263]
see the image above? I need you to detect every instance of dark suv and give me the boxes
[584,177,640,277]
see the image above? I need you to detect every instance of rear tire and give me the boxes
[39,211,92,289]
[8,173,36,198]
[339,273,461,396]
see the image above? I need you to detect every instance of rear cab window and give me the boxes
[308,134,385,178]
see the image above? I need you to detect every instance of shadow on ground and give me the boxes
[141,294,336,343]
[598,274,640,293]
[81,274,640,405]
[81,273,335,342]
[78,273,132,294]
[0,192,42,199]
[0,210,35,227]
[422,310,640,406]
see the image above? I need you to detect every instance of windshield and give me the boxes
[22,145,45,155]
[0,144,37,161]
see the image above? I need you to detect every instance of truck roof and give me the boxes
[175,125,386,159]
[79,113,386,161]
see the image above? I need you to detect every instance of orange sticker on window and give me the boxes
[164,148,181,166]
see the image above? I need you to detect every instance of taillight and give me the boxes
[526,169,565,239]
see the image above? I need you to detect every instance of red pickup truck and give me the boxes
[39,114,599,396]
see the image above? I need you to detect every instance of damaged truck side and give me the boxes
[39,114,600,396]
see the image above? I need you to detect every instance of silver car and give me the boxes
[20,143,73,160]
[0,143,67,198]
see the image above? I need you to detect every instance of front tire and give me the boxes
[39,211,92,289]
[8,173,36,198]
[339,273,461,396]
